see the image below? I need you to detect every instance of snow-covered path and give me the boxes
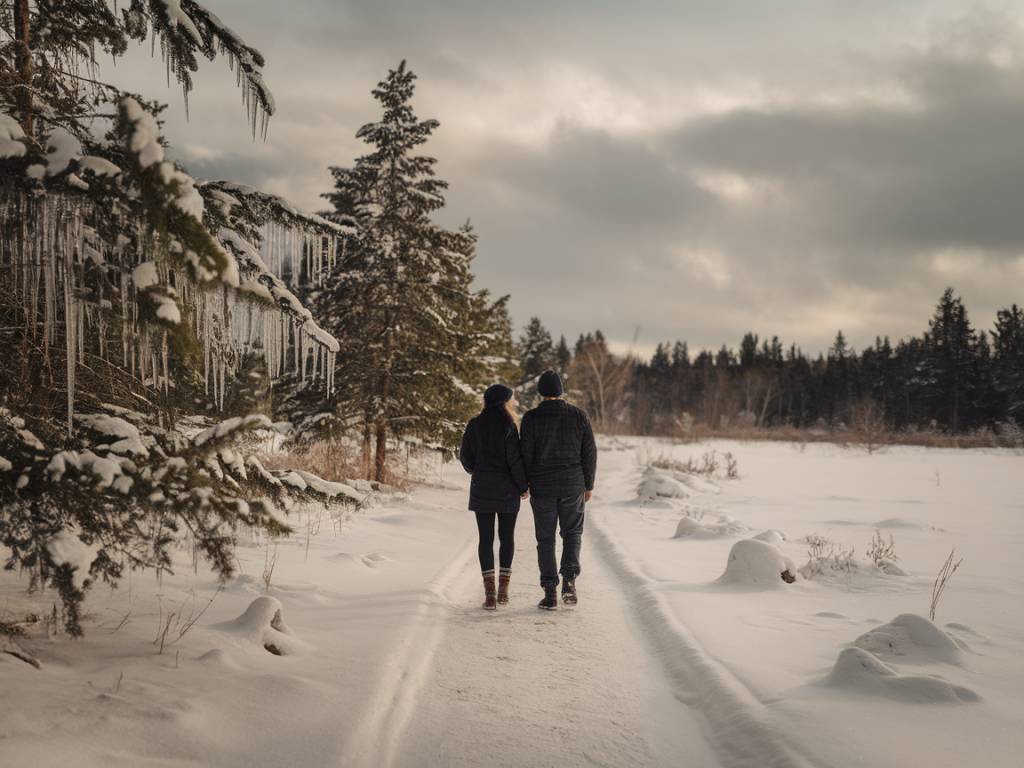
[392,522,720,768]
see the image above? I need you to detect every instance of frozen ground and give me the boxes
[1,438,1022,767]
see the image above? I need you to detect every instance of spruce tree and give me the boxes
[555,335,572,371]
[921,289,980,432]
[316,62,503,479]
[992,304,1024,422]
[518,317,556,380]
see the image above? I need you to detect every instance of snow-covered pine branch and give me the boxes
[0,406,361,636]
[133,0,276,136]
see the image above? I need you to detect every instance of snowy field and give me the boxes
[2,437,1022,767]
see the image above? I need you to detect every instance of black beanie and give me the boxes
[483,383,514,407]
[537,370,563,398]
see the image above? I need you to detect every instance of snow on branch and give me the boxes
[141,0,276,137]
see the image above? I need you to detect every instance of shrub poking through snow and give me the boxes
[717,539,797,586]
[798,534,857,581]
[929,549,963,622]
[649,449,738,481]
[866,529,905,575]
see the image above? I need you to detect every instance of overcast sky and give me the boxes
[118,1,1024,357]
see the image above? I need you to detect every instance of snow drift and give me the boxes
[637,466,720,501]
[212,596,302,656]
[853,614,966,665]
[826,647,979,703]
[674,514,747,539]
[638,467,690,500]
[751,529,787,545]
[717,539,796,586]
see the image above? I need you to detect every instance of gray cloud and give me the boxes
[117,2,1024,355]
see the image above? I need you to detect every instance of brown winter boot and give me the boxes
[497,568,512,605]
[537,586,558,611]
[482,570,497,610]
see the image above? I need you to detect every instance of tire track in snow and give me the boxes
[339,532,479,768]
[589,508,829,768]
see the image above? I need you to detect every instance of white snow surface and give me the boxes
[2,437,1022,767]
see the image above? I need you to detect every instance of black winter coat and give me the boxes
[459,408,529,514]
[520,399,597,499]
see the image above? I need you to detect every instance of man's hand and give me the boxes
[521,491,530,500]
[584,490,593,503]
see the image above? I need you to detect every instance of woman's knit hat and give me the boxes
[484,383,514,407]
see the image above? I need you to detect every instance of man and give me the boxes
[520,370,597,610]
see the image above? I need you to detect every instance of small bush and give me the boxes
[650,449,739,481]
[799,534,857,580]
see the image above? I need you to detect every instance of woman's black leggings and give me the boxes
[475,511,518,572]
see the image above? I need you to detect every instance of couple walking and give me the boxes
[459,370,597,611]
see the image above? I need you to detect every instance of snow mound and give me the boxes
[638,468,690,500]
[674,515,747,539]
[826,647,979,703]
[853,614,966,664]
[638,467,721,501]
[212,596,302,656]
[751,529,786,545]
[196,648,239,670]
[717,539,796,587]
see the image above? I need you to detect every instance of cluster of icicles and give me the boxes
[259,220,340,288]
[0,192,339,432]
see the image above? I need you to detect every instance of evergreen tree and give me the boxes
[555,335,572,371]
[992,304,1024,421]
[316,61,498,479]
[921,289,980,432]
[0,1,349,633]
[518,317,556,382]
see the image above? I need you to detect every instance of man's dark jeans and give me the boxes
[531,493,585,588]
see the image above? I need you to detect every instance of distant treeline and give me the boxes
[518,289,1023,438]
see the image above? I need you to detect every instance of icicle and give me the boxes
[63,228,75,436]
[162,332,169,395]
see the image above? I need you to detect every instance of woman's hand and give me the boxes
[584,490,593,502]
[521,490,529,500]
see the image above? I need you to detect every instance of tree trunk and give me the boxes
[13,0,33,137]
[374,417,387,483]
[361,418,372,480]
[374,323,394,483]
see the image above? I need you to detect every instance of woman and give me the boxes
[459,384,529,610]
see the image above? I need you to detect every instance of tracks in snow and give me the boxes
[344,487,828,768]
[588,506,828,768]
[388,521,718,768]
[339,532,479,768]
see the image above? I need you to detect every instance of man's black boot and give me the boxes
[537,586,558,610]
